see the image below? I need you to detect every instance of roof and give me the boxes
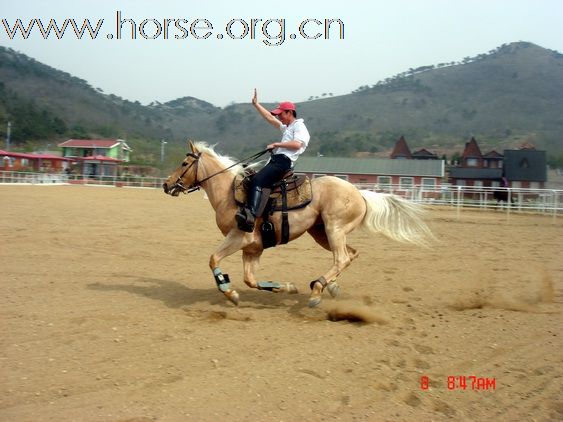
[58,139,132,150]
[0,150,73,161]
[75,155,123,163]
[503,149,547,182]
[483,150,503,159]
[449,167,503,180]
[390,136,412,159]
[295,156,444,177]
[412,148,438,159]
[462,137,483,158]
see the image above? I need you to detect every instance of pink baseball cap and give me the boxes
[270,101,296,115]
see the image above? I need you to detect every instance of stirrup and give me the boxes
[236,208,255,232]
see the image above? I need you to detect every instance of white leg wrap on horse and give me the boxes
[213,267,231,292]
[257,281,298,294]
[257,281,282,291]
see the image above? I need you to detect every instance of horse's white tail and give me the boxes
[360,190,433,246]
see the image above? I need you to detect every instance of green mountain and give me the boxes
[1,41,562,167]
[297,41,563,157]
[0,47,220,163]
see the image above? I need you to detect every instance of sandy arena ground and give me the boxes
[1,185,562,421]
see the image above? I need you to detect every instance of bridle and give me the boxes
[166,148,271,196]
[167,152,203,195]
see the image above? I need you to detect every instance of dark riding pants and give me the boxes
[237,154,292,231]
[250,154,292,190]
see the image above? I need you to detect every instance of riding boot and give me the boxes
[236,187,263,232]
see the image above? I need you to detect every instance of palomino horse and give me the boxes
[163,142,433,307]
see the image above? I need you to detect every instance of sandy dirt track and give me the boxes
[1,185,562,421]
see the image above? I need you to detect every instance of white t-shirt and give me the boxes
[273,118,310,162]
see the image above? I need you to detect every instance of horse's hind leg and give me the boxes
[308,226,359,260]
[307,226,358,305]
[308,226,354,307]
[347,245,359,261]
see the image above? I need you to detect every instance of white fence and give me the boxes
[0,170,164,189]
[355,183,562,216]
[1,170,561,216]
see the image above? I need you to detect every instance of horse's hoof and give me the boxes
[285,282,298,294]
[224,290,239,306]
[308,296,322,308]
[327,281,340,298]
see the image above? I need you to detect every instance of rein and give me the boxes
[171,148,271,195]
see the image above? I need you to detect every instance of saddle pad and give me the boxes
[233,174,313,211]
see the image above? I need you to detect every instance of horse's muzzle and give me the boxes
[163,181,182,196]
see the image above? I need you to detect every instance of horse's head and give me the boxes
[163,142,201,196]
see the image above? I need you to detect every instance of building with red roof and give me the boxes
[390,136,412,159]
[57,139,132,177]
[1,139,133,177]
[390,137,438,160]
[449,138,546,188]
[0,150,73,172]
[482,150,504,169]
[460,137,484,168]
[58,139,132,162]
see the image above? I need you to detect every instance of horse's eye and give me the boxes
[181,162,188,167]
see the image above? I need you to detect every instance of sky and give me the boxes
[1,0,562,107]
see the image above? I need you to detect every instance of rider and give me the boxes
[235,89,310,232]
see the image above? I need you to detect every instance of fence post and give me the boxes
[456,186,462,220]
[506,188,511,217]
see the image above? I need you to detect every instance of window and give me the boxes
[335,174,348,181]
[466,158,478,167]
[313,173,326,179]
[400,177,413,189]
[474,180,483,187]
[421,178,436,189]
[377,176,391,189]
[456,179,466,186]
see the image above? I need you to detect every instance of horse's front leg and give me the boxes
[209,230,253,305]
[243,250,298,294]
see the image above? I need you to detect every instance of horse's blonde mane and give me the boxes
[192,141,242,175]
[192,141,264,176]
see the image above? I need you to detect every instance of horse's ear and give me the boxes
[188,141,198,154]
